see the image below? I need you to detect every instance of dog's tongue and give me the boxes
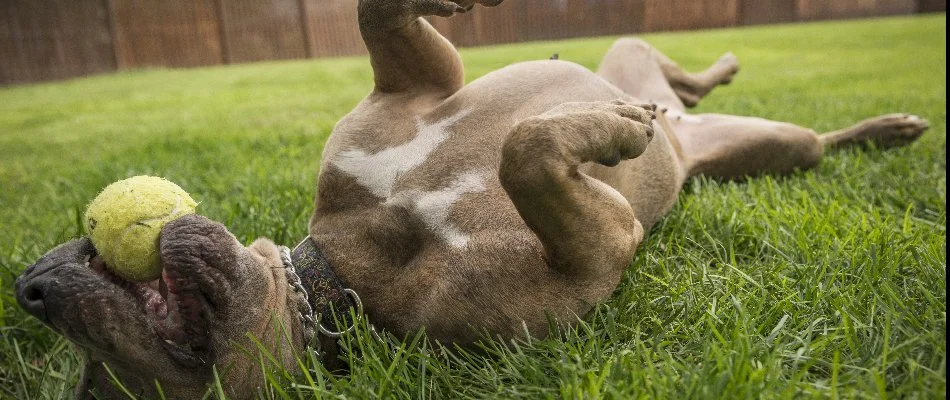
[86,254,209,355]
[141,269,203,348]
[138,279,167,319]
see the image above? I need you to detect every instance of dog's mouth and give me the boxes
[88,253,211,368]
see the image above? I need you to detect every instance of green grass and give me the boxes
[0,14,945,399]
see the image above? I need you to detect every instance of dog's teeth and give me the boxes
[165,339,175,346]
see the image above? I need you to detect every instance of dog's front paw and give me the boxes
[475,0,505,7]
[359,0,504,30]
[411,0,467,17]
[408,0,504,16]
[606,99,657,127]
[359,0,463,26]
[448,0,505,12]
[539,100,656,166]
[596,101,656,166]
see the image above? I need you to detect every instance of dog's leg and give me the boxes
[500,101,656,279]
[818,113,930,149]
[358,0,502,96]
[674,114,824,179]
[594,38,928,180]
[596,38,739,108]
[672,112,929,179]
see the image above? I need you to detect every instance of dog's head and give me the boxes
[15,214,307,399]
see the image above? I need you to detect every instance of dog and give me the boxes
[15,1,929,398]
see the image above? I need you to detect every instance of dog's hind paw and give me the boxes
[854,113,930,148]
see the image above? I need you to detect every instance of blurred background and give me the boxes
[1,0,945,86]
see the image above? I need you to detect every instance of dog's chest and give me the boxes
[323,108,500,249]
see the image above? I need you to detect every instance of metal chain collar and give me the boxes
[279,245,386,351]
[279,245,319,355]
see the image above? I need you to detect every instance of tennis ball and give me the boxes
[85,176,198,282]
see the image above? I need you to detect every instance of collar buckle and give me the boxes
[317,288,361,338]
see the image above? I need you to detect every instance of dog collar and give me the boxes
[291,237,359,335]
[280,236,387,366]
[279,237,358,350]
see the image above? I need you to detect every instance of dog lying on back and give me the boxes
[16,1,928,398]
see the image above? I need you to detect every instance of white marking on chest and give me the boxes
[386,171,488,249]
[331,109,472,198]
[331,109,485,248]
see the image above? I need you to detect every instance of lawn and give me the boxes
[0,14,945,399]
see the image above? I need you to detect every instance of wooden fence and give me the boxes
[1,0,945,85]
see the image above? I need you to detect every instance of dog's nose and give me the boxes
[15,275,50,323]
[14,238,96,325]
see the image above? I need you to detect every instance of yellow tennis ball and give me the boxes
[85,176,197,282]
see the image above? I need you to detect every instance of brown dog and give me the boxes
[15,1,929,398]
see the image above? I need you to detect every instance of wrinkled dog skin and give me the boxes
[16,0,928,398]
[16,217,300,398]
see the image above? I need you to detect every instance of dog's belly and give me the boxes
[309,60,666,341]
[310,210,607,342]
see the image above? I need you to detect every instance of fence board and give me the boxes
[740,0,797,25]
[304,0,364,57]
[518,0,570,41]
[1,0,939,85]
[644,0,739,31]
[429,0,646,48]
[797,0,918,20]
[0,3,30,84]
[598,0,647,36]
[221,0,307,63]
[471,1,520,45]
[111,0,222,68]
[1,0,115,85]
[875,0,923,14]
[918,0,947,11]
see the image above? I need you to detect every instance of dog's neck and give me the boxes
[281,237,356,360]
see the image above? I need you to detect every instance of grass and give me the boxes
[0,14,945,399]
